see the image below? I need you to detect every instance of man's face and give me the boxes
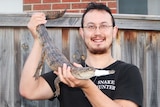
[80,10,117,54]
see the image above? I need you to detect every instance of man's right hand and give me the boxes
[27,13,47,40]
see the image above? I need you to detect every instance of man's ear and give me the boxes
[79,28,84,39]
[113,26,118,39]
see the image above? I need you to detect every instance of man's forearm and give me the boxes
[81,80,121,107]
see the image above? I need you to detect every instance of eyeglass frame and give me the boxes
[83,24,113,32]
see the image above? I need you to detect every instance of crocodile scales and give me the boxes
[33,10,115,97]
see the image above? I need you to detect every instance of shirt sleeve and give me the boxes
[114,65,143,107]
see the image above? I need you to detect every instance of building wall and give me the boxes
[23,0,117,13]
[148,0,160,15]
[0,0,22,13]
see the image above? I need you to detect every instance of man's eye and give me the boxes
[88,25,95,29]
[101,25,108,28]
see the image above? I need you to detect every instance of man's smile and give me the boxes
[91,37,105,44]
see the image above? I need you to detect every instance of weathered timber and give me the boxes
[0,13,160,107]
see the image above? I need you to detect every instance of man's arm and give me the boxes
[19,13,54,100]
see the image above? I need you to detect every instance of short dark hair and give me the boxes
[81,2,115,28]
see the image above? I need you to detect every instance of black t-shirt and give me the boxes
[41,60,143,107]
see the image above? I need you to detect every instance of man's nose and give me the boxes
[94,26,101,34]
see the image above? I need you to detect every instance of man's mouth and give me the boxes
[91,38,105,43]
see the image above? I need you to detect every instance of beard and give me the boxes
[85,42,112,54]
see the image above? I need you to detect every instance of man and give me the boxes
[19,2,143,107]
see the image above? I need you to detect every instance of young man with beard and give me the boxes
[19,2,143,107]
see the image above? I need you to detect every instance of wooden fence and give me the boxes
[0,13,160,107]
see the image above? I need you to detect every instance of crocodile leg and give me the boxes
[33,49,46,79]
[54,77,61,97]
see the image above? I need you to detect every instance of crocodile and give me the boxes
[33,10,115,97]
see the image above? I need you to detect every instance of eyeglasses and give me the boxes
[83,24,113,32]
